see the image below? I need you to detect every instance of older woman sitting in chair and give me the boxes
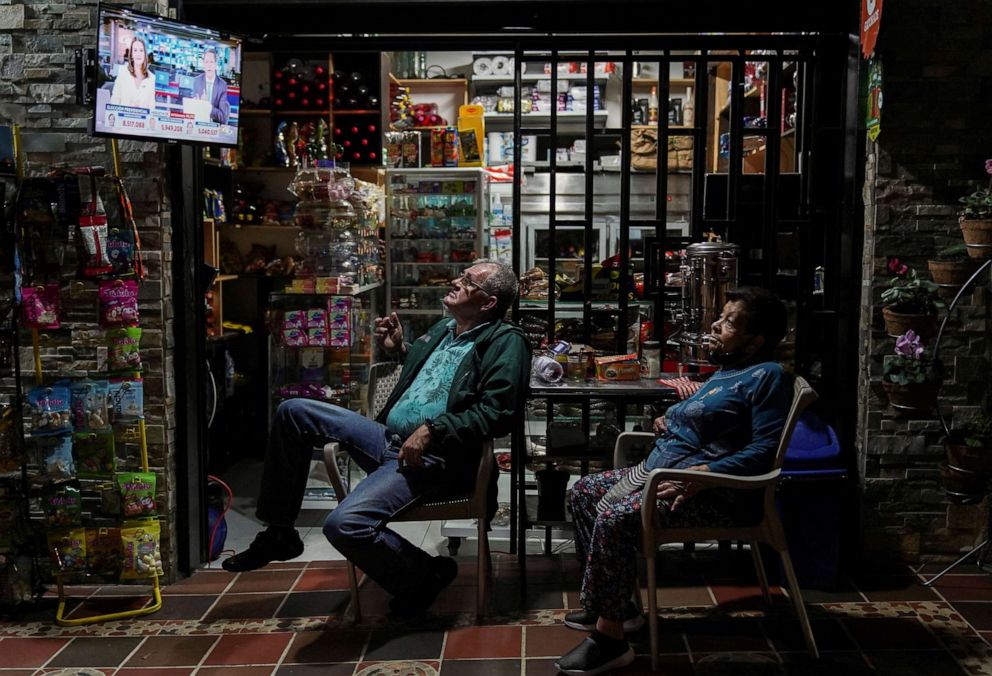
[556,286,792,676]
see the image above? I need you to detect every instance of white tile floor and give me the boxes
[216,457,576,568]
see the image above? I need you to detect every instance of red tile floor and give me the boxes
[2,551,991,675]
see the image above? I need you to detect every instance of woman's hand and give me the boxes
[652,416,667,434]
[656,464,709,512]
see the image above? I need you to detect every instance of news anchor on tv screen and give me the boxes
[192,48,230,124]
[109,37,156,111]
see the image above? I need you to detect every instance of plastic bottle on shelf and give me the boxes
[648,86,659,124]
[683,87,694,127]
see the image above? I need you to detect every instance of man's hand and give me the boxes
[656,464,710,512]
[374,312,406,354]
[652,416,667,435]
[398,424,431,468]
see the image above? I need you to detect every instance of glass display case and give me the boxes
[385,167,487,340]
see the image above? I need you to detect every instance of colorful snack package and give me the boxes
[41,481,82,528]
[117,471,157,518]
[74,431,116,477]
[37,434,76,482]
[21,283,61,329]
[0,407,25,473]
[99,279,140,327]
[307,327,329,347]
[107,327,142,372]
[106,225,137,277]
[120,519,163,579]
[283,310,306,329]
[48,527,87,573]
[306,309,327,329]
[70,379,110,431]
[330,328,350,347]
[108,378,144,422]
[78,217,113,277]
[86,527,122,577]
[282,328,308,347]
[27,382,73,436]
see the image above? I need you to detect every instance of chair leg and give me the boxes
[750,541,772,604]
[646,553,659,671]
[477,518,489,619]
[779,549,819,659]
[347,561,362,623]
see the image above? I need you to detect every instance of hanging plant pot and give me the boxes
[945,441,992,474]
[881,307,938,340]
[939,462,989,498]
[881,381,938,416]
[959,218,992,259]
[927,258,980,300]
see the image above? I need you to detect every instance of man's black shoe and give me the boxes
[221,528,304,572]
[563,601,645,633]
[555,631,634,676]
[388,555,458,618]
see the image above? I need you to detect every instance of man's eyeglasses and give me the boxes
[453,274,494,296]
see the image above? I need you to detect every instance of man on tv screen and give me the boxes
[193,48,230,124]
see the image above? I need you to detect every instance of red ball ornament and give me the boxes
[287,91,296,99]
[361,138,368,146]
[316,98,325,107]
[368,124,377,133]
[343,140,351,147]
[274,70,284,80]
[335,152,343,159]
[353,152,361,159]
[351,126,359,134]
[334,127,342,135]
[318,82,326,91]
[314,65,325,75]
[288,78,297,86]
[301,98,309,107]
[368,152,377,160]
[274,82,283,92]
[302,84,310,93]
[274,98,284,107]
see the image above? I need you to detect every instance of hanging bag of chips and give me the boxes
[48,527,87,574]
[76,170,113,278]
[120,520,163,579]
[27,382,73,436]
[108,377,144,422]
[106,327,142,372]
[117,471,157,518]
[70,379,110,431]
[21,283,61,329]
[99,279,140,327]
[41,482,82,528]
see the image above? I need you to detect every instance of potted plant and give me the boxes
[880,259,943,339]
[881,330,941,416]
[958,158,992,259]
[945,413,992,474]
[927,243,980,300]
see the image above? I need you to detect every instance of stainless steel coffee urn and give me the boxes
[679,241,741,365]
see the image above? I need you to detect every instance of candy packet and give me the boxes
[108,378,144,422]
[117,471,157,518]
[283,310,306,330]
[282,328,308,347]
[120,519,163,580]
[78,216,113,277]
[75,431,116,477]
[21,284,61,329]
[106,225,137,277]
[99,279,140,327]
[48,527,87,573]
[27,382,73,436]
[36,434,76,482]
[307,327,329,347]
[306,309,328,329]
[70,379,110,431]
[86,527,122,577]
[41,481,82,528]
[107,327,142,372]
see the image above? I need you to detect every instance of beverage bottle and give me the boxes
[648,86,659,124]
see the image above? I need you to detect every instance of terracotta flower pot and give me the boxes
[881,381,938,416]
[945,442,992,474]
[939,462,989,497]
[927,258,980,300]
[959,218,992,260]
[881,307,938,340]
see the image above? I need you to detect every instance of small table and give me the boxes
[512,375,681,585]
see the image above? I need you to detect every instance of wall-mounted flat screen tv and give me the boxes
[94,3,242,147]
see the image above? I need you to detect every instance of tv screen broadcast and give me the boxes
[94,4,242,147]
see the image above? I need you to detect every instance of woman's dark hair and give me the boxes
[725,286,788,351]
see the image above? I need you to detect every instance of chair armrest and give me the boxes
[323,442,349,502]
[613,432,656,469]
[639,467,781,532]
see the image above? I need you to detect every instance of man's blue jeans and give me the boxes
[256,398,454,598]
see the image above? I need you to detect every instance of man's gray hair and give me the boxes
[476,259,518,318]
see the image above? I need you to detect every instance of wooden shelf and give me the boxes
[332,109,381,116]
[222,223,301,230]
[472,73,610,84]
[216,274,239,283]
[782,127,796,137]
[631,124,692,130]
[242,109,329,117]
[397,78,468,88]
[632,78,695,86]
